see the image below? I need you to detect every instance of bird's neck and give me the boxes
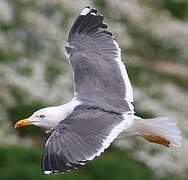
[59,98,81,120]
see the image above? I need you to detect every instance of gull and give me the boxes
[15,7,181,174]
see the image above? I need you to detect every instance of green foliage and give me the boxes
[126,25,180,62]
[93,0,107,9]
[45,63,62,85]
[0,23,14,32]
[163,0,188,19]
[128,64,188,91]
[8,99,45,136]
[16,66,33,77]
[0,146,154,180]
[0,49,18,63]
[134,109,154,119]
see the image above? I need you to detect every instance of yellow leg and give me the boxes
[143,134,171,147]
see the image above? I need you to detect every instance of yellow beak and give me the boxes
[15,119,32,128]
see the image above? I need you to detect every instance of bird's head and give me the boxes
[15,106,63,130]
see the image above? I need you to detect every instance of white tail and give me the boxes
[125,116,182,147]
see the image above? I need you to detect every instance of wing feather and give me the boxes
[65,7,134,112]
[42,107,133,174]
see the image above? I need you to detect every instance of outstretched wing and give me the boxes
[42,107,133,174]
[64,7,133,111]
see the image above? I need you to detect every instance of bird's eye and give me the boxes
[39,115,45,118]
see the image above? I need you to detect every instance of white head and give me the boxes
[15,99,81,131]
[15,106,64,131]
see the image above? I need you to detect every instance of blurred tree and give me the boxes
[0,0,187,179]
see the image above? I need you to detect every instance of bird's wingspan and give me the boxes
[64,7,134,111]
[41,107,133,174]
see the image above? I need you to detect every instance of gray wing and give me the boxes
[65,7,133,112]
[41,107,132,174]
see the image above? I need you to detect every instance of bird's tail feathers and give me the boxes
[126,116,182,147]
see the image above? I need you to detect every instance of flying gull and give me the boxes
[15,7,182,174]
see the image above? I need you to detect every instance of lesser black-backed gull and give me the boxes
[15,7,181,174]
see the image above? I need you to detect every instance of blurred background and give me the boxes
[0,0,187,179]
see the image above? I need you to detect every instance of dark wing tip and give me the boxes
[80,7,98,16]
[41,131,86,174]
[41,150,86,174]
[80,6,91,15]
[68,7,112,39]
